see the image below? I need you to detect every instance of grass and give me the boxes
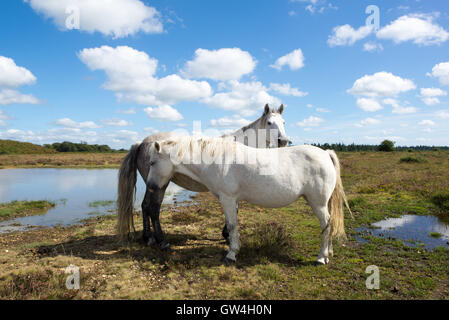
[429,232,442,238]
[0,139,57,155]
[0,153,125,169]
[399,156,426,164]
[0,200,55,221]
[88,200,115,208]
[0,150,448,299]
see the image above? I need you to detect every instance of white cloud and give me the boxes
[0,56,40,106]
[201,80,280,117]
[435,110,449,119]
[348,72,416,97]
[363,42,384,52]
[382,98,418,114]
[0,56,36,88]
[270,49,305,71]
[328,25,373,47]
[0,89,40,105]
[210,115,251,128]
[101,119,132,127]
[419,120,436,126]
[25,0,163,38]
[54,118,100,129]
[428,62,449,86]
[377,14,449,46]
[355,117,380,127]
[297,116,324,127]
[356,98,383,112]
[144,105,183,122]
[116,107,137,114]
[419,87,447,106]
[78,46,212,107]
[182,48,256,81]
[269,83,308,97]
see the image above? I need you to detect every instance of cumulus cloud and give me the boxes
[0,56,40,105]
[25,0,163,38]
[428,62,449,86]
[363,42,384,52]
[270,49,305,71]
[348,72,416,97]
[78,46,212,107]
[419,88,447,106]
[201,80,280,117]
[355,117,380,127]
[328,25,373,47]
[0,56,36,88]
[101,118,132,127]
[182,48,256,81]
[54,118,100,129]
[144,105,183,122]
[435,110,449,119]
[297,116,324,127]
[419,120,436,126]
[382,98,418,114]
[269,83,308,97]
[356,98,383,112]
[0,89,40,105]
[377,14,449,46]
[210,115,251,128]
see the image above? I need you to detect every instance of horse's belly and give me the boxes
[240,189,300,208]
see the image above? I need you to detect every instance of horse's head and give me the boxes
[146,141,175,191]
[263,104,290,147]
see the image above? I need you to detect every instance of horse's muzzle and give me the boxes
[278,138,290,147]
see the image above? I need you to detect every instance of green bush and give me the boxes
[378,140,395,152]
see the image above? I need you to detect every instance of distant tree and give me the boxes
[378,140,395,152]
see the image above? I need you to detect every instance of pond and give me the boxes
[0,168,196,233]
[357,214,449,250]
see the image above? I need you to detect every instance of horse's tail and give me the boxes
[326,150,353,240]
[117,143,141,240]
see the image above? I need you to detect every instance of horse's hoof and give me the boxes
[146,237,157,246]
[224,257,236,265]
[315,257,329,266]
[224,251,236,265]
[159,241,171,251]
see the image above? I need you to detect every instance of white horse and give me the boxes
[139,136,352,265]
[117,104,290,250]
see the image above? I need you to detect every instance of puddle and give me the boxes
[357,214,449,250]
[0,169,196,233]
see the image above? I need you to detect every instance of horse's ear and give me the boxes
[278,104,284,114]
[264,104,270,115]
[154,142,161,153]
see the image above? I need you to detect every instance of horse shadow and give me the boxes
[33,231,315,268]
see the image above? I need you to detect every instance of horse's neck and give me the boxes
[226,117,269,148]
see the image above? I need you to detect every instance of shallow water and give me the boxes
[0,168,195,233]
[357,214,449,250]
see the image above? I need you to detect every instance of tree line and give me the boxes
[43,141,126,153]
[310,140,449,152]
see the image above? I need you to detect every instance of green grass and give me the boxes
[0,139,56,155]
[399,156,426,164]
[0,151,449,299]
[429,232,442,238]
[0,200,55,220]
[88,200,115,208]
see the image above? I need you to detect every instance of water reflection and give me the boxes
[0,169,195,233]
[357,214,449,250]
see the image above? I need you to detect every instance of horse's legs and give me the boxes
[220,195,240,263]
[310,204,331,265]
[142,188,156,246]
[221,203,238,243]
[148,184,171,250]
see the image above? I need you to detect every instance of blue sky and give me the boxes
[1,0,449,148]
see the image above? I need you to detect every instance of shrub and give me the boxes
[378,140,395,152]
[399,156,425,163]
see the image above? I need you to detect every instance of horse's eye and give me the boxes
[267,121,272,125]
[149,161,155,166]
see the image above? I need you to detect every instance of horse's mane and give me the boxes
[159,136,238,161]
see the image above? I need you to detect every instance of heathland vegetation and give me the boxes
[0,150,448,299]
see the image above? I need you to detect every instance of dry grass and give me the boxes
[0,151,448,299]
[0,153,126,169]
